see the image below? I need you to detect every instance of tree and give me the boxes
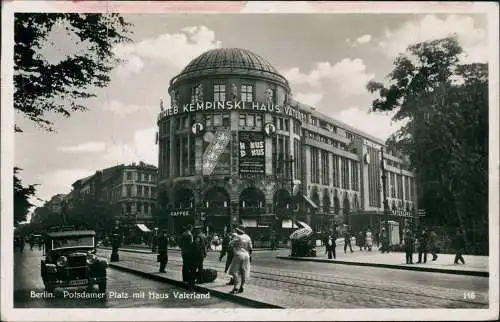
[13,167,38,226]
[13,13,132,224]
[14,13,132,132]
[367,36,488,254]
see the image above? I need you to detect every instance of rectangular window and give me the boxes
[182,136,189,176]
[397,174,403,200]
[239,114,246,127]
[241,84,253,102]
[189,135,196,175]
[145,186,150,198]
[127,172,132,180]
[284,119,289,131]
[246,114,255,127]
[272,136,277,176]
[341,157,349,189]
[390,173,396,198]
[351,160,359,191]
[205,115,212,127]
[213,114,222,126]
[191,86,197,104]
[278,118,283,130]
[184,116,190,129]
[222,115,230,127]
[214,84,226,102]
[126,185,132,197]
[164,140,170,179]
[321,150,329,185]
[255,115,263,129]
[294,139,301,179]
[151,187,157,199]
[137,185,142,197]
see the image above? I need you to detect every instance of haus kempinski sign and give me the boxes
[157,100,306,121]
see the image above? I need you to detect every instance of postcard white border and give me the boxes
[1,1,499,321]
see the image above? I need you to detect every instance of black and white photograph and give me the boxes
[1,1,498,321]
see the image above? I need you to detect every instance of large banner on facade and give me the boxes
[239,132,265,175]
[202,130,231,176]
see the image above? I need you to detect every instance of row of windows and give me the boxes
[122,202,154,215]
[310,149,360,191]
[305,130,349,151]
[388,172,415,201]
[125,171,156,183]
[124,184,157,199]
[310,116,359,142]
[189,84,257,104]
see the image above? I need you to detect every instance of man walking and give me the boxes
[417,227,429,264]
[380,227,390,253]
[219,230,235,285]
[326,229,336,259]
[428,229,439,261]
[157,230,169,273]
[343,226,353,253]
[453,229,466,265]
[403,227,414,264]
[192,226,207,284]
[179,224,194,287]
[270,229,277,250]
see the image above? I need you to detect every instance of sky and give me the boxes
[13,10,489,211]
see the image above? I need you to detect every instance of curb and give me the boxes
[276,256,489,277]
[108,263,283,309]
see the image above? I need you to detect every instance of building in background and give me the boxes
[156,48,417,244]
[34,162,158,241]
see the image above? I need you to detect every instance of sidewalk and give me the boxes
[278,245,489,277]
[99,249,357,308]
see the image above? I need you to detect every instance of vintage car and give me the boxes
[41,228,107,292]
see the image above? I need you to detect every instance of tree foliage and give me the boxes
[13,13,132,226]
[13,167,38,226]
[367,36,488,253]
[14,13,132,131]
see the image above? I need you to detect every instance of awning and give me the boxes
[302,195,318,209]
[136,224,151,232]
[241,219,257,228]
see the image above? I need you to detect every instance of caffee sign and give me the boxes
[157,100,306,121]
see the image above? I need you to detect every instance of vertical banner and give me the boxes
[239,132,265,174]
[202,130,231,176]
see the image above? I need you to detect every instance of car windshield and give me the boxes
[52,236,94,249]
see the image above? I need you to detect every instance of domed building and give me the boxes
[156,48,418,246]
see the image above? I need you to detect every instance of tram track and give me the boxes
[116,250,488,308]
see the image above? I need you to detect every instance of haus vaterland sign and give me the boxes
[157,100,307,122]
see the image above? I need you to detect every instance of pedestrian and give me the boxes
[403,227,414,264]
[19,236,25,252]
[417,227,429,264]
[357,230,365,251]
[29,236,34,250]
[219,231,236,285]
[326,229,336,259]
[344,227,353,253]
[270,229,277,250]
[192,226,207,284]
[428,229,439,261]
[380,227,390,253]
[365,227,373,251]
[228,227,252,294]
[179,224,195,287]
[157,230,169,273]
[453,229,466,265]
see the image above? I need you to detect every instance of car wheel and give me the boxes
[98,281,107,293]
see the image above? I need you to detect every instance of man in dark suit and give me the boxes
[179,225,194,286]
[158,230,169,273]
[192,226,207,283]
[417,227,429,264]
[326,229,337,259]
[344,226,353,253]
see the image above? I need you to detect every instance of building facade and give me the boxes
[66,162,158,240]
[156,48,417,242]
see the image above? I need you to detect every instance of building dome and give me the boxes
[170,48,289,90]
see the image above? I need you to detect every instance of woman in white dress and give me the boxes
[228,227,252,294]
[365,227,373,251]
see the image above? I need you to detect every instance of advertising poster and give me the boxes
[239,132,265,174]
